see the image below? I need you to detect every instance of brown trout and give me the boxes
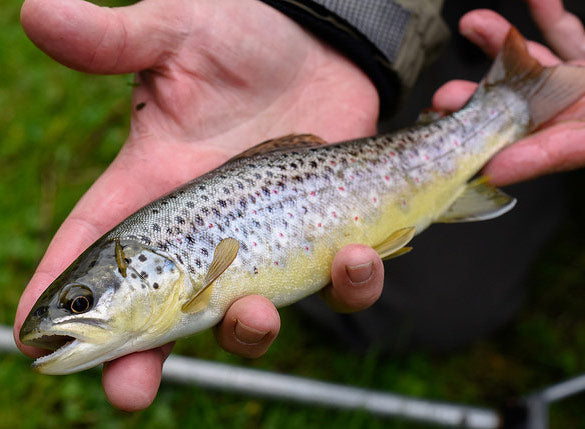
[20,28,585,374]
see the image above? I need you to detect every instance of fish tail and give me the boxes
[481,27,585,130]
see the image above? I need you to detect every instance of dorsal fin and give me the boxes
[182,238,240,313]
[229,134,328,162]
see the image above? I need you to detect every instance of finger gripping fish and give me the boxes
[20,29,585,374]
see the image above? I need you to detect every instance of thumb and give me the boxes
[20,0,185,74]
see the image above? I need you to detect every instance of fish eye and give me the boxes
[59,285,94,314]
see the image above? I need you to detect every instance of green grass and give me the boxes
[2,1,585,428]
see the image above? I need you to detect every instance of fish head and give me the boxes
[20,238,185,374]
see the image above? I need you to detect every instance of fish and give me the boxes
[19,28,585,374]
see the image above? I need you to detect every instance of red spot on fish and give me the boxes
[330,161,336,166]
[274,261,279,266]
[310,191,316,196]
[338,186,345,192]
[273,190,278,194]
[350,158,356,163]
[305,246,309,251]
[317,223,322,227]
[253,242,257,247]
[389,151,396,157]
[288,212,294,218]
[208,223,213,229]
[176,238,182,244]
[453,139,460,147]
[384,175,390,181]
[414,177,420,183]
[424,154,430,160]
[332,211,337,218]
[279,233,284,237]
[253,210,258,215]
[354,216,359,221]
[373,197,377,203]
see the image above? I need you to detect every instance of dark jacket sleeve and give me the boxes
[257,0,449,117]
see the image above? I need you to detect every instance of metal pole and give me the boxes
[1,325,499,428]
[163,354,499,428]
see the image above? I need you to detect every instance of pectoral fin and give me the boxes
[182,238,240,313]
[373,227,415,260]
[437,177,516,223]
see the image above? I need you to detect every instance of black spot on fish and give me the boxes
[88,260,97,269]
[212,208,220,217]
[223,187,230,195]
[186,201,195,209]
[131,273,137,279]
[176,254,184,265]
[254,173,262,180]
[166,227,174,235]
[195,259,201,268]
[218,199,227,208]
[290,162,298,169]
[249,195,256,204]
[201,207,209,215]
[156,266,163,274]
[186,234,195,244]
[262,187,270,197]
[237,182,244,190]
[176,216,185,225]
[152,209,159,215]
[140,236,151,245]
[201,248,209,257]
[195,215,204,226]
[199,185,206,191]
[240,198,247,209]
[140,271,148,279]
[138,254,147,262]
[153,282,159,289]
[188,265,196,273]
[253,266,258,275]
[124,258,131,264]
[201,195,209,202]
[241,242,248,252]
[309,161,317,168]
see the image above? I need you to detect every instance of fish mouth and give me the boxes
[20,331,83,372]
[20,325,118,375]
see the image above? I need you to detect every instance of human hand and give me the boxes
[13,0,383,411]
[432,2,585,186]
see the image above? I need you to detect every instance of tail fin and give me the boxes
[483,27,585,129]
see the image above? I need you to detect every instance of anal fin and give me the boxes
[373,227,415,261]
[437,177,516,223]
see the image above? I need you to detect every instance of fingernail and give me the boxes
[346,261,374,285]
[234,320,268,345]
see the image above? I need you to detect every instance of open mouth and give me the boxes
[30,337,81,369]
[20,332,82,369]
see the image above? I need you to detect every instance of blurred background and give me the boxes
[2,0,585,427]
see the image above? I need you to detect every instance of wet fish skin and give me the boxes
[19,28,585,374]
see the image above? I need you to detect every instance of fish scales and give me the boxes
[101,91,523,318]
[20,28,585,374]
